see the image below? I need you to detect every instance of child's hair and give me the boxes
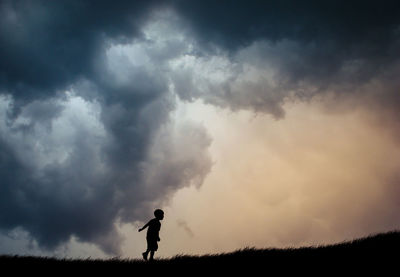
[154,209,164,218]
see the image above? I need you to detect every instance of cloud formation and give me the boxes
[0,0,399,256]
[0,1,210,255]
[170,0,400,118]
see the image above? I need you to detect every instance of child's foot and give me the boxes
[142,252,148,261]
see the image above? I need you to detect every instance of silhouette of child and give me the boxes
[138,209,164,261]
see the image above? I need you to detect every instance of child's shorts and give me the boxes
[146,237,158,251]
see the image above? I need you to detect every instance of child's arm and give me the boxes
[138,221,150,232]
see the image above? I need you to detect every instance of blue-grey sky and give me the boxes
[1,0,400,257]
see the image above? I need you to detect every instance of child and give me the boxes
[138,209,164,261]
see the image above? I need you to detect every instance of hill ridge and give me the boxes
[1,230,398,274]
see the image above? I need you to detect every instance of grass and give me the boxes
[1,230,398,274]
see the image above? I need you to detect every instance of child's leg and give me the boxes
[149,250,155,261]
[142,250,149,260]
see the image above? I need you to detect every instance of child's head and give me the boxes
[154,209,164,220]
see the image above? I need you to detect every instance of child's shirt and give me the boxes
[146,218,161,239]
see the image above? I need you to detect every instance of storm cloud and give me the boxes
[1,0,400,256]
[170,0,400,118]
[0,0,211,255]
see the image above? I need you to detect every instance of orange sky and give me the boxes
[119,97,400,258]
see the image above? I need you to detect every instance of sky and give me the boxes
[0,0,400,258]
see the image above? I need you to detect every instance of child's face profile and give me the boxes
[154,209,164,220]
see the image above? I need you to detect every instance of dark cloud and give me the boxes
[173,0,400,54]
[0,0,161,104]
[1,0,400,256]
[0,0,211,255]
[170,0,400,118]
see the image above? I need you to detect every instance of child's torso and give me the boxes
[147,218,161,237]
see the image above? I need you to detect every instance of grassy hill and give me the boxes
[1,231,398,274]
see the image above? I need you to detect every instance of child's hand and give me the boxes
[138,228,143,232]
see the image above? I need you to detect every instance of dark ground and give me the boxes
[1,231,398,275]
